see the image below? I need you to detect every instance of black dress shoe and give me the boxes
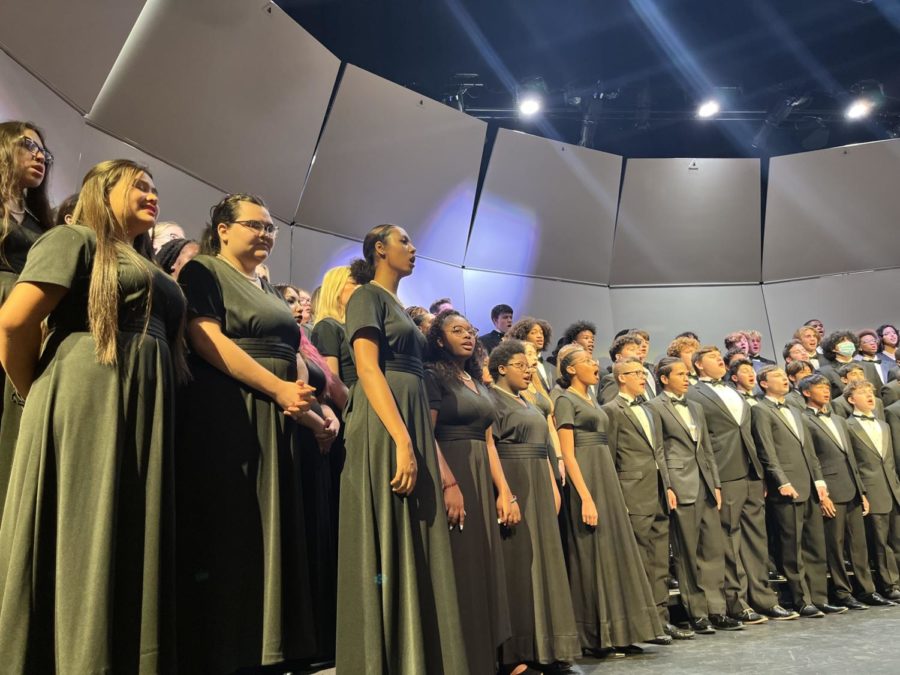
[663,622,695,640]
[667,577,680,590]
[647,634,673,646]
[798,604,825,618]
[759,604,799,620]
[690,617,715,634]
[882,589,900,601]
[816,603,848,615]
[731,608,768,624]
[709,614,744,630]
[583,647,626,659]
[835,597,868,611]
[618,644,645,654]
[861,592,896,607]
[541,662,583,674]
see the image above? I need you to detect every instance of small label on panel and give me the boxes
[688,159,699,171]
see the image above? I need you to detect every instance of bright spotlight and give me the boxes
[845,98,874,120]
[697,100,720,118]
[518,95,542,117]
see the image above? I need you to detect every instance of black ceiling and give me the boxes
[278,0,900,157]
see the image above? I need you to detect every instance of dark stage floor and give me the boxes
[577,603,900,674]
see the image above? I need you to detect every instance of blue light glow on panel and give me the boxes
[413,181,478,262]
[465,192,540,275]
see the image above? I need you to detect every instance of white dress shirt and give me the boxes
[665,392,697,440]
[701,378,745,423]
[619,392,654,445]
[855,411,884,457]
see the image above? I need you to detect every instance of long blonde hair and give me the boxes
[314,265,352,325]
[73,160,187,379]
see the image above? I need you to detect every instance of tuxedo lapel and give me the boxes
[620,399,653,448]
[810,414,846,454]
[849,418,882,460]
[696,382,734,422]
[762,398,801,442]
[662,397,696,446]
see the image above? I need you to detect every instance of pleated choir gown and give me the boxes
[554,390,662,649]
[0,224,184,673]
[175,255,315,673]
[336,282,468,674]
[426,370,511,674]
[490,388,580,666]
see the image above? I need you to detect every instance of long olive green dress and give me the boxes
[554,390,662,649]
[426,370,511,675]
[490,388,580,666]
[176,255,314,674]
[0,224,184,673]
[0,211,46,524]
[336,282,468,674]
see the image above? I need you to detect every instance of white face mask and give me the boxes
[837,341,856,357]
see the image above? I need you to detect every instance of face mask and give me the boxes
[837,342,856,357]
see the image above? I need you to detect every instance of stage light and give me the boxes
[845,98,874,120]
[518,95,542,117]
[696,100,720,118]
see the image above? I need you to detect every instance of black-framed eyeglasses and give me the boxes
[449,326,478,338]
[233,220,279,238]
[505,360,530,371]
[621,370,644,377]
[19,136,54,168]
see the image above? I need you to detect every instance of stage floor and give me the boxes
[579,603,900,674]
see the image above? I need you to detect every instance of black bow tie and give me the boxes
[630,396,647,406]
[670,398,689,407]
[815,410,832,418]
[706,379,725,387]
[739,392,754,400]
[773,402,788,410]
[853,414,876,421]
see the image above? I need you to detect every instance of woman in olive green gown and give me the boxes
[488,340,580,674]
[176,193,317,674]
[0,160,186,673]
[554,344,662,654]
[425,309,520,674]
[336,224,468,674]
[0,121,54,524]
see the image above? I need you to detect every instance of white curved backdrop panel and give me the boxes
[88,0,340,221]
[764,139,900,282]
[0,0,146,112]
[295,64,486,265]
[611,158,761,285]
[465,129,621,283]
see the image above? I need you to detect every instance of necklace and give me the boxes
[216,254,260,284]
[370,279,404,307]
[492,384,525,403]
[567,386,596,406]
[459,371,472,381]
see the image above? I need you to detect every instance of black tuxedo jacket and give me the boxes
[686,381,763,482]
[598,369,657,404]
[819,357,882,400]
[881,380,900,408]
[646,394,719,505]
[603,396,671,516]
[750,398,822,502]
[785,389,806,412]
[847,415,900,514]
[478,330,504,354]
[802,409,865,504]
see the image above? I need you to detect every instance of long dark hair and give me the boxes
[0,121,54,259]
[425,309,483,388]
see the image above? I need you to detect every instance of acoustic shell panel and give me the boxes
[289,225,466,314]
[463,269,615,360]
[764,139,900,282]
[0,50,85,206]
[609,285,774,363]
[263,216,292,284]
[88,0,340,221]
[762,269,900,352]
[465,129,621,283]
[78,126,224,240]
[611,158,761,285]
[295,65,486,265]
[0,0,146,111]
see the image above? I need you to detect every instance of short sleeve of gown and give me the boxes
[18,225,90,289]
[179,258,226,323]
[345,284,385,343]
[311,320,342,357]
[424,369,444,411]
[554,394,576,429]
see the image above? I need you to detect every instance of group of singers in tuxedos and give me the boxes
[3,118,900,675]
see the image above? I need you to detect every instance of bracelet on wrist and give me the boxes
[442,481,458,491]
[509,495,518,503]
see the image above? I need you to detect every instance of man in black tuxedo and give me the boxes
[831,364,886,420]
[818,330,882,400]
[747,330,776,370]
[477,303,513,354]
[647,358,742,632]
[846,380,900,601]
[751,366,841,617]
[604,357,693,641]
[728,358,758,404]
[785,361,813,412]
[598,334,644,404]
[686,347,796,623]
[800,374,893,609]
